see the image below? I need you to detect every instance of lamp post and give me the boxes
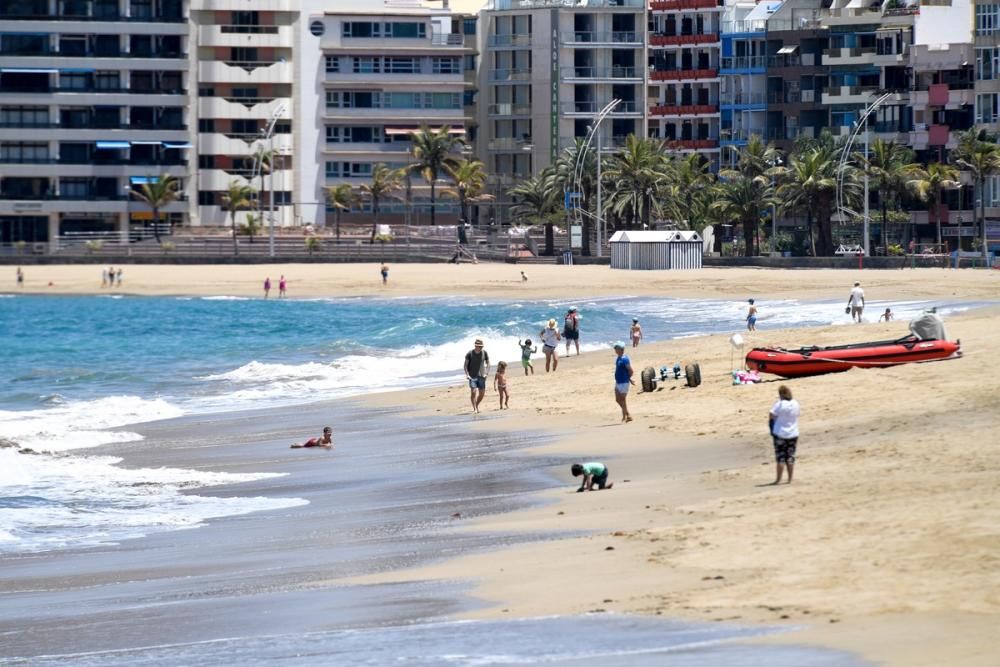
[768,155,782,250]
[253,103,287,259]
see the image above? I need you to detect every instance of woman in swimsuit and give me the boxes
[630,318,642,347]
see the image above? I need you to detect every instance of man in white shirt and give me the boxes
[768,385,800,484]
[846,281,865,322]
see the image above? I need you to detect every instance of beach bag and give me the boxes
[844,306,851,314]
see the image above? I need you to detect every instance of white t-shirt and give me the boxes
[770,399,800,439]
[540,328,559,347]
[849,286,865,307]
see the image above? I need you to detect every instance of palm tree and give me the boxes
[128,174,180,244]
[954,136,1000,254]
[509,172,560,255]
[409,125,463,227]
[859,139,919,254]
[776,146,847,257]
[661,153,714,231]
[907,162,961,247]
[359,163,401,244]
[602,135,671,231]
[242,213,262,244]
[445,158,491,231]
[221,180,254,256]
[246,145,274,217]
[325,183,358,240]
[717,136,781,256]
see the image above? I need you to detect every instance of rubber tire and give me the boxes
[685,362,702,388]
[640,366,656,393]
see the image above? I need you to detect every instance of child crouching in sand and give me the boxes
[291,426,333,449]
[571,462,613,491]
[493,361,510,409]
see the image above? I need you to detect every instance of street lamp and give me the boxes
[768,155,782,249]
[253,103,287,259]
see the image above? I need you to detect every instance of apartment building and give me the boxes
[647,0,721,165]
[0,0,189,249]
[298,0,477,227]
[190,0,297,228]
[719,0,767,161]
[478,0,646,219]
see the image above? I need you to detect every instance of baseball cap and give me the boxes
[613,341,625,350]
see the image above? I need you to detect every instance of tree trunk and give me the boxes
[807,210,816,257]
[544,222,554,256]
[430,178,436,227]
[336,210,341,240]
[153,207,161,244]
[881,202,888,255]
[231,213,239,256]
[370,201,379,244]
[743,218,755,257]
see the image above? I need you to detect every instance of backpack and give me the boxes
[564,314,577,331]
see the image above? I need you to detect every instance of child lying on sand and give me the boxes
[291,426,333,449]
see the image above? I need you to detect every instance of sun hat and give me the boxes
[474,339,483,346]
[547,318,556,328]
[632,317,639,323]
[613,341,625,350]
[568,306,577,312]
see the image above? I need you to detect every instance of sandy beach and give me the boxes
[5,263,999,665]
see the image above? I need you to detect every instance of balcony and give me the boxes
[198,24,293,48]
[720,56,766,72]
[649,68,718,82]
[929,124,950,146]
[650,103,718,116]
[487,34,532,48]
[650,0,721,11]
[928,83,949,107]
[821,85,878,105]
[561,32,643,46]
[822,47,876,66]
[648,33,719,47]
[664,138,719,150]
[562,101,641,115]
[561,66,641,80]
[0,12,185,22]
[199,59,293,84]
[488,103,532,116]
[488,68,532,82]
[0,47,186,59]
[722,91,766,107]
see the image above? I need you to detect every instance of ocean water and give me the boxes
[0,294,980,556]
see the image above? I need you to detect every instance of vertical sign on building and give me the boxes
[551,9,559,162]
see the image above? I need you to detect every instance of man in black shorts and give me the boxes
[563,307,581,356]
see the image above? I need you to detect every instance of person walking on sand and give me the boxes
[493,361,510,409]
[16,266,24,287]
[571,462,613,492]
[463,338,490,413]
[108,266,115,288]
[291,426,333,449]
[381,263,389,285]
[263,277,271,298]
[539,319,561,372]
[746,298,758,332]
[768,385,800,484]
[101,268,108,288]
[563,307,581,356]
[879,307,893,322]
[115,268,122,287]
[630,318,643,348]
[279,275,287,298]
[613,342,634,423]
[521,271,527,282]
[847,281,865,322]
[518,338,537,376]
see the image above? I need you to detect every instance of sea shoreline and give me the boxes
[3,264,998,665]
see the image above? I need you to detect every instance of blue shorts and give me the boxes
[469,377,486,390]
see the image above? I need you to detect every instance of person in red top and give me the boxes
[279,275,287,298]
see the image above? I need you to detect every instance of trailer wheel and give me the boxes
[685,362,702,388]
[641,366,656,393]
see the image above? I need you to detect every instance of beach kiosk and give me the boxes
[609,230,703,270]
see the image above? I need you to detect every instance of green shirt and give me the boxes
[581,462,606,476]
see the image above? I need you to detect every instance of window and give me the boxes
[429,92,461,109]
[198,118,215,132]
[59,72,90,90]
[198,155,216,169]
[130,0,153,20]
[353,57,380,73]
[232,10,258,25]
[274,191,291,205]
[0,33,49,55]
[384,57,419,73]
[197,191,216,206]
[0,142,48,162]
[230,47,258,63]
[59,35,87,57]
[977,47,1000,81]
[343,22,426,38]
[464,18,477,35]
[231,119,258,135]
[464,55,476,71]
[95,71,119,90]
[326,91,380,108]
[325,126,383,143]
[976,93,1000,123]
[198,87,215,97]
[60,178,90,198]
[977,4,1000,36]
[464,90,476,106]
[432,57,461,74]
[232,87,258,99]
[0,106,48,126]
[325,161,373,178]
[325,56,340,72]
[387,22,425,38]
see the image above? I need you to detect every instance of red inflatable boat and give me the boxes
[745,336,961,378]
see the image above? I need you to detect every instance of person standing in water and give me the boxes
[746,299,758,332]
[630,318,642,347]
[847,281,865,322]
[563,307,581,356]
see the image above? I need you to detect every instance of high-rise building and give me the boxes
[0,0,190,250]
[720,0,766,161]
[298,0,477,228]
[478,0,646,221]
[190,0,297,229]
